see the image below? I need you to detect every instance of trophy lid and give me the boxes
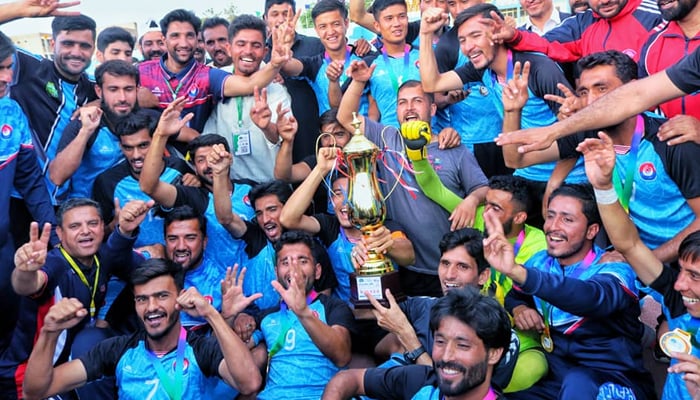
[343,112,379,155]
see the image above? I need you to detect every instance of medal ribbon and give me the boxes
[59,246,100,321]
[267,290,319,370]
[381,44,411,93]
[324,45,352,86]
[145,327,187,400]
[496,230,526,289]
[490,50,514,87]
[538,249,596,333]
[611,115,644,212]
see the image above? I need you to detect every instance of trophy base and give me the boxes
[350,270,405,312]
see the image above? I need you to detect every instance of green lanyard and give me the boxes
[145,327,187,400]
[611,115,644,212]
[236,97,244,128]
[381,44,410,93]
[59,246,100,322]
[267,290,318,373]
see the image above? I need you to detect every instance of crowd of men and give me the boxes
[2,0,700,398]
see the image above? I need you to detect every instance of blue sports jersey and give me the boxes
[204,186,255,270]
[68,125,123,199]
[182,255,227,327]
[259,294,354,400]
[240,222,280,311]
[367,48,421,127]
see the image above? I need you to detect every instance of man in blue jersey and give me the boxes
[501,50,700,264]
[322,286,511,400]
[0,28,58,393]
[249,231,354,399]
[140,99,255,272]
[482,183,656,399]
[22,258,262,400]
[579,129,700,400]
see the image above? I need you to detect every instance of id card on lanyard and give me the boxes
[233,97,251,156]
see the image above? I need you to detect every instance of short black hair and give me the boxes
[429,286,511,351]
[130,258,185,291]
[51,15,97,40]
[115,109,157,138]
[488,175,532,214]
[312,0,348,21]
[577,50,638,84]
[249,180,293,210]
[95,59,139,87]
[56,197,102,227]
[202,17,230,33]
[680,231,700,265]
[187,134,230,158]
[273,230,317,263]
[228,14,267,42]
[97,26,135,52]
[319,108,341,128]
[548,183,601,227]
[265,0,297,15]
[454,3,503,29]
[164,205,207,238]
[0,30,15,62]
[398,80,434,104]
[160,9,201,36]
[438,228,489,275]
[369,0,407,17]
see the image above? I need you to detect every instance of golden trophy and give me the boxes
[344,112,404,309]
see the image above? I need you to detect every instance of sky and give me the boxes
[0,0,314,36]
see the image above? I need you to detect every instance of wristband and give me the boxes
[404,345,427,363]
[594,187,618,205]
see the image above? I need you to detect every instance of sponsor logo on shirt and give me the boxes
[639,162,657,180]
[188,86,199,98]
[45,82,58,99]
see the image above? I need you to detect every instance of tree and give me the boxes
[201,3,239,21]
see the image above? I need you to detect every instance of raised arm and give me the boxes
[337,60,375,132]
[23,298,89,400]
[49,107,102,186]
[418,8,463,93]
[208,144,248,238]
[322,368,368,400]
[349,0,377,32]
[12,222,52,296]
[577,132,663,285]
[496,71,687,154]
[279,147,336,233]
[0,0,79,25]
[139,98,193,207]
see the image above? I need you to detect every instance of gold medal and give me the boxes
[541,328,554,352]
[659,328,692,358]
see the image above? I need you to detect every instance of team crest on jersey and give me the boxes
[172,358,190,373]
[414,60,420,69]
[188,86,199,98]
[1,124,12,138]
[479,86,489,96]
[639,162,656,180]
[152,86,163,96]
[243,194,251,207]
[622,49,637,59]
[45,82,58,99]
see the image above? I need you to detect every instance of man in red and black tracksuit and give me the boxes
[496,0,662,62]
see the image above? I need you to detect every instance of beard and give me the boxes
[102,100,139,129]
[143,309,179,341]
[660,0,697,20]
[435,358,489,396]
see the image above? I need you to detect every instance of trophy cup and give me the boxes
[344,112,404,309]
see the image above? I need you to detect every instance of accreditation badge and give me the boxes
[659,328,692,358]
[233,130,251,156]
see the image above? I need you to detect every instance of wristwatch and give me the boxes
[404,345,427,363]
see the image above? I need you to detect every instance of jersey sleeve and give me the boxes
[241,221,270,259]
[662,140,700,199]
[79,335,133,381]
[649,265,686,319]
[209,68,230,101]
[556,131,593,159]
[363,365,434,400]
[521,52,573,115]
[435,29,459,72]
[189,333,225,377]
[298,54,324,81]
[172,186,210,214]
[454,63,483,84]
[321,295,356,333]
[313,213,341,247]
[56,119,82,153]
[666,47,700,95]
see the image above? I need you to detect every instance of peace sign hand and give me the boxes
[14,222,52,272]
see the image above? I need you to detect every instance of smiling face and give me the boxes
[432,316,499,397]
[52,29,95,80]
[193,146,214,186]
[165,219,206,271]
[203,24,232,67]
[140,30,166,60]
[119,128,151,177]
[331,177,353,228]
[57,205,104,265]
[134,275,180,341]
[457,15,498,71]
[254,194,285,241]
[373,4,409,46]
[314,9,349,53]
[396,84,436,124]
[230,28,266,77]
[543,195,598,266]
[675,258,700,317]
[164,21,197,67]
[266,3,294,33]
[520,0,554,19]
[438,246,489,294]
[657,0,698,20]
